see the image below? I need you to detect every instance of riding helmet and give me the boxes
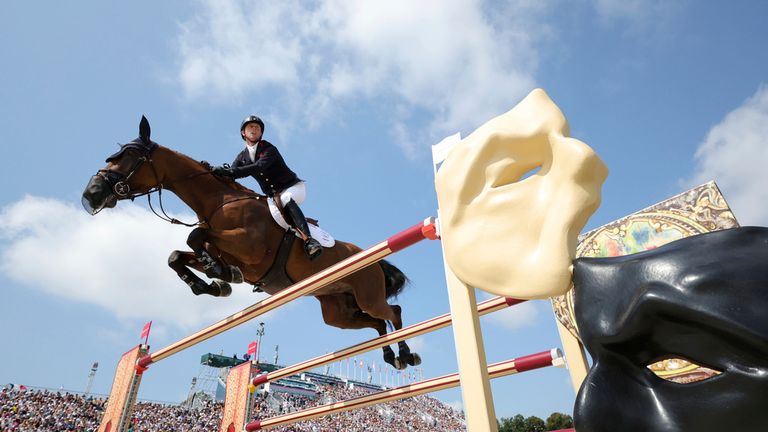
[240,115,265,139]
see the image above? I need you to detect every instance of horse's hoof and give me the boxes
[212,280,232,297]
[408,353,422,367]
[393,357,407,370]
[229,266,244,284]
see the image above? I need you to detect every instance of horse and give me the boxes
[81,116,420,370]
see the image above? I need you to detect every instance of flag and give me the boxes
[19,385,27,391]
[140,321,152,342]
[247,341,258,357]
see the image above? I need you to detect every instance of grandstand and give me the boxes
[0,358,465,431]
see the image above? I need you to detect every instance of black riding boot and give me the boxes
[284,199,322,260]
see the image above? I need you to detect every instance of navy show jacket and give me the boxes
[230,140,300,195]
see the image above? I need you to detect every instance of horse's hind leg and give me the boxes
[168,250,232,297]
[316,294,399,370]
[348,268,422,370]
[390,305,421,368]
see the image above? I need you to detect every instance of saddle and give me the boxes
[267,198,335,247]
[253,196,334,293]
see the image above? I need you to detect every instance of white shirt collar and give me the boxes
[245,141,260,162]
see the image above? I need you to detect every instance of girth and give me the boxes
[252,229,296,293]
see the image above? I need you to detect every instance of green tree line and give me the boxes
[497,412,573,432]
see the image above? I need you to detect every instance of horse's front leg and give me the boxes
[186,227,244,284]
[168,250,232,297]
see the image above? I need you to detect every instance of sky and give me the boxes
[1,0,767,423]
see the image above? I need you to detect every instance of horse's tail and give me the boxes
[380,259,409,299]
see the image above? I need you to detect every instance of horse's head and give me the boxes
[82,116,161,215]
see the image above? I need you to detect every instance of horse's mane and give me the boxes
[166,146,266,198]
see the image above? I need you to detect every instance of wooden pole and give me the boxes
[442,263,498,432]
[252,296,525,387]
[246,349,563,431]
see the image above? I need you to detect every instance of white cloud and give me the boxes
[174,0,544,157]
[0,196,266,331]
[176,0,305,101]
[485,300,540,331]
[687,84,768,226]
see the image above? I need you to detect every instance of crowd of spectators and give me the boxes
[0,388,104,431]
[0,381,465,432]
[254,383,466,432]
[130,400,221,432]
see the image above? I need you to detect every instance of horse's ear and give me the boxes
[139,115,151,143]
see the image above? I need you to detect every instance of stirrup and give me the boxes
[304,238,322,260]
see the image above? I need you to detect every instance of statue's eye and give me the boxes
[647,357,722,384]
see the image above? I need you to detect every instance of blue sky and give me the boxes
[1,0,767,422]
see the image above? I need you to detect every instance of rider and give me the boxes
[213,115,322,260]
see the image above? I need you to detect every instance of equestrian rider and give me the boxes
[213,115,323,260]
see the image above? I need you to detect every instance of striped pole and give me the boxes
[246,349,563,431]
[137,218,438,369]
[252,296,526,387]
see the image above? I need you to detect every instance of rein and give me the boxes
[101,156,263,227]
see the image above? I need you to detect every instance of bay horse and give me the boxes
[81,116,420,370]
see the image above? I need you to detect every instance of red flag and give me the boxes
[247,341,258,357]
[140,321,152,343]
[18,385,27,391]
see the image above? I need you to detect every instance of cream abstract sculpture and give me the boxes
[435,88,608,299]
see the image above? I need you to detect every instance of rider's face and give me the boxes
[242,123,262,144]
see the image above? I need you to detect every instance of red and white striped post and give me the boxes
[245,349,563,431]
[137,218,438,370]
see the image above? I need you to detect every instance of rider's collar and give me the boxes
[245,140,260,162]
[244,139,261,149]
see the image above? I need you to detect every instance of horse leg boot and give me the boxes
[389,305,421,367]
[284,199,322,260]
[168,250,231,297]
[186,228,243,284]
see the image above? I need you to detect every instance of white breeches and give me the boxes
[280,181,306,206]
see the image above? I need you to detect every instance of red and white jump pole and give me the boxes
[137,218,438,370]
[252,295,526,387]
[246,349,564,431]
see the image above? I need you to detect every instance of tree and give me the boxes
[545,412,574,430]
[498,412,574,432]
[499,414,527,432]
[524,415,546,432]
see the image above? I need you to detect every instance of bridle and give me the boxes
[96,154,150,200]
[94,143,262,227]
[94,144,208,227]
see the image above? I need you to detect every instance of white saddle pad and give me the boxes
[268,199,336,248]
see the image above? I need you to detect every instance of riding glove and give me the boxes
[213,165,236,177]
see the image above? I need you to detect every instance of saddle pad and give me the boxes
[268,199,335,248]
